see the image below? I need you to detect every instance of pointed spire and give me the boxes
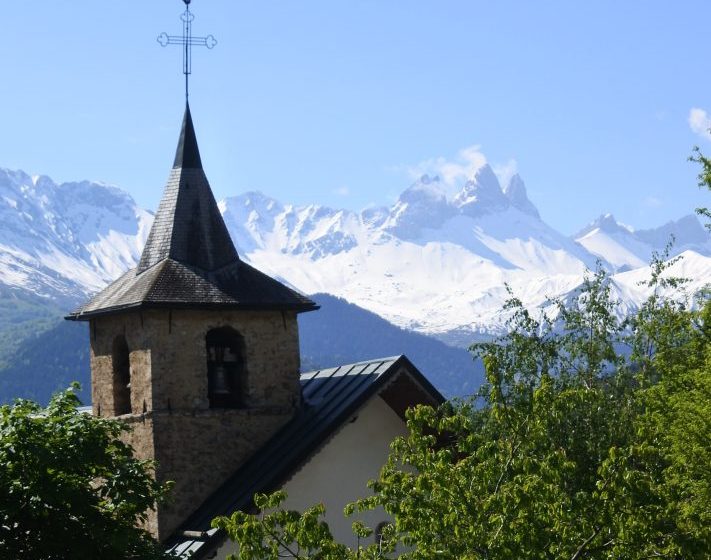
[66,103,318,319]
[173,103,203,169]
[137,105,238,273]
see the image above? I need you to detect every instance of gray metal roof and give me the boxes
[166,355,444,558]
[67,104,316,320]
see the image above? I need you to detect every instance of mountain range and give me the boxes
[0,164,709,400]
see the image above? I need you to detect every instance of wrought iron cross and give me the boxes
[158,0,217,101]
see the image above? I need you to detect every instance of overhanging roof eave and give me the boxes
[65,300,319,321]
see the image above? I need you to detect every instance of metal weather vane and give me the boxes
[158,0,217,101]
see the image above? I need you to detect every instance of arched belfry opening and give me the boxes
[112,335,131,415]
[206,327,247,409]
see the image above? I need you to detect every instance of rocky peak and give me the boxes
[635,214,710,248]
[453,164,508,216]
[384,175,454,239]
[503,174,540,218]
[574,214,632,239]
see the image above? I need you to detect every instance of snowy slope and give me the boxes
[0,164,709,347]
[612,249,711,309]
[0,168,152,302]
[219,167,710,344]
[574,213,711,271]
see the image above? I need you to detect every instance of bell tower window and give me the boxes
[206,327,246,409]
[112,335,131,415]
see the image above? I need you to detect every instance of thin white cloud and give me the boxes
[406,144,488,196]
[405,145,520,198]
[644,196,663,208]
[688,107,711,141]
[333,185,350,197]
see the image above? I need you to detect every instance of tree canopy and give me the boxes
[690,146,711,230]
[0,385,169,560]
[215,258,710,559]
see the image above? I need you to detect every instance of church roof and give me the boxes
[67,105,316,320]
[166,355,444,559]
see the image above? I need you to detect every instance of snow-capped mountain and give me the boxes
[0,168,152,302]
[1,165,709,346]
[574,213,711,271]
[221,168,709,344]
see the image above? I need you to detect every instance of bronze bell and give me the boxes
[211,364,231,395]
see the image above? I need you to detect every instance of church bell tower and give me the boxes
[66,104,318,540]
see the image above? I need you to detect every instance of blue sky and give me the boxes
[1,1,710,233]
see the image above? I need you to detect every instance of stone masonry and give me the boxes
[89,308,301,539]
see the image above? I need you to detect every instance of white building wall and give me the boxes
[216,395,408,556]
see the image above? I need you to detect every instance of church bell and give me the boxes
[210,364,231,395]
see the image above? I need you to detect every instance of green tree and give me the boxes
[215,262,710,559]
[690,145,711,229]
[214,491,391,560]
[0,384,170,560]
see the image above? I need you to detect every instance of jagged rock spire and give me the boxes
[137,103,239,273]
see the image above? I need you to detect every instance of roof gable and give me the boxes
[167,355,444,557]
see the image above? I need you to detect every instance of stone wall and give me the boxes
[89,314,154,417]
[89,308,302,540]
[121,414,159,534]
[151,408,293,538]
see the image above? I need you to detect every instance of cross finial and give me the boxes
[158,0,217,101]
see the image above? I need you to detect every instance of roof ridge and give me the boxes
[299,355,403,379]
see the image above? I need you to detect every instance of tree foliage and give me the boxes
[0,384,169,559]
[214,491,393,560]
[214,258,710,559]
[690,145,711,229]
